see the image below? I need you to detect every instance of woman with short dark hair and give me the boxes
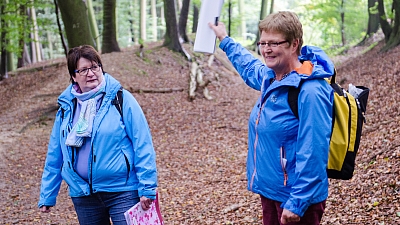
[38,45,158,225]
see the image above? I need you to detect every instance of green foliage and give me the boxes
[299,0,368,50]
[369,1,379,15]
[0,0,61,58]
[219,0,261,43]
[1,0,390,66]
[1,0,32,55]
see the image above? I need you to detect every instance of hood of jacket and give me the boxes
[298,45,335,80]
[260,45,335,102]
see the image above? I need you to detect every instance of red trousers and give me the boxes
[260,195,326,225]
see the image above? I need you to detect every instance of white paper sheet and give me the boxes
[193,0,225,54]
[124,193,164,225]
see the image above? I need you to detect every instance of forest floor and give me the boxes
[0,38,399,225]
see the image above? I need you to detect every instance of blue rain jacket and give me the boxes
[220,37,334,217]
[38,73,158,208]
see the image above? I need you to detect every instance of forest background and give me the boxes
[1,0,400,75]
[0,0,399,224]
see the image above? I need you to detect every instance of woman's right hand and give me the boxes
[140,196,154,211]
[208,21,228,41]
[39,206,52,213]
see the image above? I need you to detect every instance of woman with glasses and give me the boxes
[209,11,334,224]
[38,45,158,225]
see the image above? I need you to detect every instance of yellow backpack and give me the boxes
[288,71,370,180]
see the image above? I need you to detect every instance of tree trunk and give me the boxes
[87,0,100,50]
[163,0,183,52]
[253,0,269,50]
[17,3,27,68]
[367,0,381,35]
[0,0,7,80]
[129,0,139,45]
[239,0,246,40]
[23,44,31,65]
[192,3,199,33]
[7,51,14,72]
[358,0,380,46]
[228,0,232,36]
[381,0,400,51]
[56,0,95,49]
[30,31,37,63]
[29,6,42,62]
[151,0,157,41]
[102,0,121,53]
[33,6,42,62]
[54,0,68,56]
[160,1,165,35]
[140,0,147,42]
[269,0,274,14]
[178,0,190,43]
[340,0,346,46]
[44,7,53,60]
[377,0,392,42]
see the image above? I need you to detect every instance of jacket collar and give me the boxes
[58,73,121,108]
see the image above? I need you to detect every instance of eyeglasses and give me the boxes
[74,64,102,76]
[257,40,289,48]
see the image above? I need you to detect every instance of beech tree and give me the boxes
[178,0,190,43]
[102,0,120,53]
[163,0,183,52]
[56,0,95,49]
[192,1,199,33]
[378,0,400,51]
[361,0,380,44]
[252,0,269,51]
[140,0,146,42]
[0,0,6,79]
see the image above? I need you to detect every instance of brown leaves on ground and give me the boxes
[0,41,399,225]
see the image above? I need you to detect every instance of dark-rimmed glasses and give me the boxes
[74,64,102,76]
[257,40,288,49]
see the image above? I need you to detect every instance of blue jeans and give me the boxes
[71,191,140,225]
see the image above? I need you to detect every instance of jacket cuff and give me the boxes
[219,36,231,51]
[282,198,309,217]
[139,189,157,200]
[38,198,56,209]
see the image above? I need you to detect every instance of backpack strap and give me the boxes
[288,81,303,119]
[111,87,124,118]
[287,61,315,118]
[59,104,65,121]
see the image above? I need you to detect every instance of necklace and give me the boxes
[270,72,291,84]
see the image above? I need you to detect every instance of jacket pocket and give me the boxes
[123,152,130,182]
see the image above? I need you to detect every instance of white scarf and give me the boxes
[65,76,106,147]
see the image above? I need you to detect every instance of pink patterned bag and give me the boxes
[124,192,164,225]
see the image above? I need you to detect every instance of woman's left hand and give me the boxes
[281,209,300,224]
[140,196,154,211]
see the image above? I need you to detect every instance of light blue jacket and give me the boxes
[38,73,158,208]
[220,37,334,217]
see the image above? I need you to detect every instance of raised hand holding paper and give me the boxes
[193,0,224,54]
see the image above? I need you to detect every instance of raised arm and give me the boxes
[208,22,274,91]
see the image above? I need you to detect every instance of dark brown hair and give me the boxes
[67,45,103,83]
[259,11,303,55]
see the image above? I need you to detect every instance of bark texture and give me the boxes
[56,0,95,49]
[102,0,121,53]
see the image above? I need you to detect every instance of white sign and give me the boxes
[193,0,225,54]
